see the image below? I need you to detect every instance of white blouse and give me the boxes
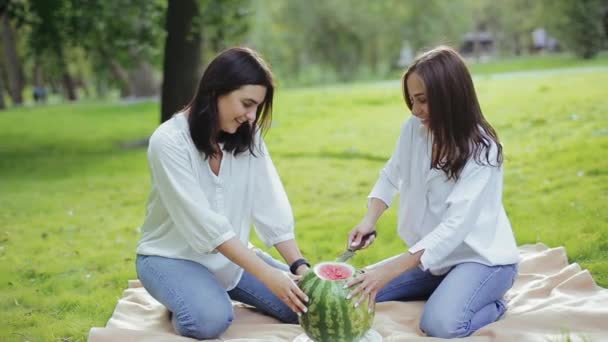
[136,113,295,290]
[369,116,519,275]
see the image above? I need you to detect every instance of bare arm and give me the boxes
[216,237,308,313]
[216,237,276,280]
[348,198,389,248]
[369,249,424,277]
[364,198,389,226]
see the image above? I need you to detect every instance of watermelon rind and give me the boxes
[298,262,375,342]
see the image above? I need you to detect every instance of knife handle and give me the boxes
[350,230,377,250]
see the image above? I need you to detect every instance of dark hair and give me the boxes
[186,47,274,158]
[402,45,503,181]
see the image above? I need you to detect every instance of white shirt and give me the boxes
[369,116,519,275]
[136,113,295,290]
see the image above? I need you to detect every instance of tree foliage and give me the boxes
[541,0,607,59]
[1,0,607,110]
[248,0,473,84]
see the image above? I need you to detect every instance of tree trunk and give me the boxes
[0,65,6,110]
[1,12,24,105]
[95,46,133,98]
[62,71,77,101]
[58,54,77,101]
[161,0,202,123]
[129,60,159,98]
[110,58,134,98]
[513,33,522,56]
[34,61,44,85]
[603,7,608,40]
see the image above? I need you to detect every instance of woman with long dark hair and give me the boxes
[135,47,309,339]
[345,46,519,338]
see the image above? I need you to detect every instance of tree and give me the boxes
[248,1,473,84]
[401,0,471,54]
[160,0,202,123]
[72,0,165,98]
[0,64,6,109]
[9,0,165,103]
[203,0,251,56]
[1,10,25,105]
[498,0,544,55]
[250,1,408,83]
[604,2,608,40]
[542,0,606,59]
[27,0,79,100]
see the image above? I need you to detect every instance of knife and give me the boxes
[336,231,377,263]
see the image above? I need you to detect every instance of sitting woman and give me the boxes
[345,46,520,338]
[135,47,309,340]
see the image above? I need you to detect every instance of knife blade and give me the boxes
[336,231,377,262]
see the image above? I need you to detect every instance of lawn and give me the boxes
[466,51,608,74]
[1,67,607,341]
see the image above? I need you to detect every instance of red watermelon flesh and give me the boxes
[317,263,353,280]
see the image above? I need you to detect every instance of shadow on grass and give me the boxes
[0,142,145,182]
[118,137,150,150]
[276,150,388,162]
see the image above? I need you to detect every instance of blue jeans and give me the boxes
[376,262,518,338]
[136,250,297,340]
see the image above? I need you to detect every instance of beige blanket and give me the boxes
[88,244,608,341]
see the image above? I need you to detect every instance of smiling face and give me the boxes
[217,85,267,134]
[405,72,430,126]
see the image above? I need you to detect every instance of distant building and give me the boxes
[460,31,495,59]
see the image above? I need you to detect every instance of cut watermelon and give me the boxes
[298,262,375,342]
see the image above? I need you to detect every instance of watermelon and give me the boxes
[298,262,375,342]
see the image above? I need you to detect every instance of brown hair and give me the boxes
[403,46,503,180]
[186,47,274,158]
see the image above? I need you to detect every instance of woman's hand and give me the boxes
[345,251,423,312]
[345,264,395,312]
[215,238,310,314]
[347,218,377,250]
[261,268,309,315]
[347,198,387,250]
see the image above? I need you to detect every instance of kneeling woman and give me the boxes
[136,48,309,340]
[346,46,519,338]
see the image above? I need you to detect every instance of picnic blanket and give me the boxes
[88,243,608,341]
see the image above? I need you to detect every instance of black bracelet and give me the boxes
[289,258,311,275]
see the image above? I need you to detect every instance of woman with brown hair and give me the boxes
[345,46,519,338]
[135,47,309,339]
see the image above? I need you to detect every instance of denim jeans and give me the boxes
[136,249,297,340]
[376,262,518,338]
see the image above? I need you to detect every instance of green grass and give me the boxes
[468,52,608,75]
[387,52,608,81]
[1,68,607,341]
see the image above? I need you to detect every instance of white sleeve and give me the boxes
[147,131,235,254]
[408,148,502,270]
[251,137,295,248]
[368,120,412,207]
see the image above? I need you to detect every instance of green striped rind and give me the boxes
[298,263,375,342]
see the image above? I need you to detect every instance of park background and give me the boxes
[1,0,607,341]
